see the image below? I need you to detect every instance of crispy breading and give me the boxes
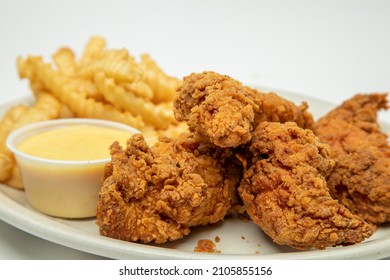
[314,93,390,224]
[96,133,241,244]
[174,71,314,148]
[239,122,374,250]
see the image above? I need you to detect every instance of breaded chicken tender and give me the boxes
[239,122,374,250]
[314,93,390,224]
[97,70,380,251]
[173,71,314,148]
[96,133,241,244]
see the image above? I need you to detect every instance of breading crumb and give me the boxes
[239,214,250,223]
[194,239,220,253]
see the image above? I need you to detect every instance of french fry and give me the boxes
[26,57,145,129]
[139,122,189,146]
[0,154,14,182]
[139,126,159,146]
[79,36,106,64]
[29,80,49,98]
[5,165,23,189]
[77,58,143,83]
[92,48,134,63]
[120,80,154,100]
[69,78,102,101]
[0,105,22,179]
[139,54,182,103]
[17,55,40,80]
[53,47,76,76]
[14,93,62,127]
[95,72,176,129]
[155,122,189,140]
[0,93,62,186]
[0,104,39,162]
[3,36,186,189]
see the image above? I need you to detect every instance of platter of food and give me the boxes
[1,37,389,260]
[1,93,389,260]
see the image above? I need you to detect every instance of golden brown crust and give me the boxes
[239,122,374,250]
[98,71,382,250]
[173,71,314,148]
[96,133,241,244]
[314,93,390,224]
[194,239,219,253]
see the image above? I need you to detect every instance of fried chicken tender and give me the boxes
[314,93,390,224]
[96,133,241,244]
[239,122,374,250]
[173,71,314,148]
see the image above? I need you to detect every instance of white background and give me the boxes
[0,0,389,259]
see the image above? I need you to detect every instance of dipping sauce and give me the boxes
[17,124,131,161]
[7,119,139,218]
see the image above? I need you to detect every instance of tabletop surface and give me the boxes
[0,0,389,260]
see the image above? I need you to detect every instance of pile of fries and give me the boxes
[0,36,187,189]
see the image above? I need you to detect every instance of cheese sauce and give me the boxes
[17,124,132,161]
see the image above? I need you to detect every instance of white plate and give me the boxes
[0,92,389,260]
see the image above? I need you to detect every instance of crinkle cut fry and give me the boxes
[52,47,77,76]
[77,57,143,84]
[20,56,145,129]
[139,54,182,104]
[95,72,176,129]
[79,36,106,65]
[0,93,62,187]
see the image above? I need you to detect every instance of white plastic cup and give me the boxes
[6,118,139,218]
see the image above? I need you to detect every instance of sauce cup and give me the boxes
[6,118,139,219]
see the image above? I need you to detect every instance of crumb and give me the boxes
[194,239,217,253]
[215,236,220,243]
[241,235,245,240]
[238,213,250,223]
[255,251,260,254]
